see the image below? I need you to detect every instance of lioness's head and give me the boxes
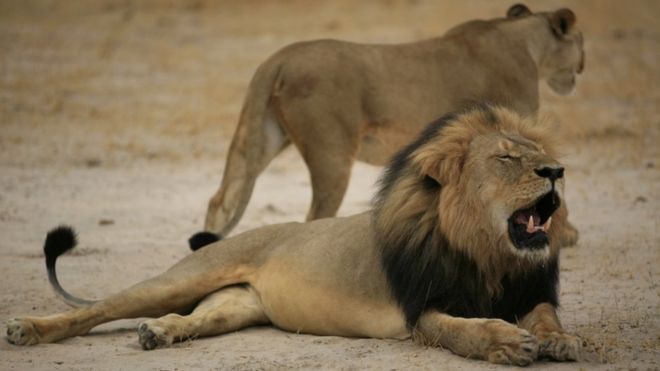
[505,4,585,95]
[374,105,567,266]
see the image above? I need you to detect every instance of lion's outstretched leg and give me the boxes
[519,303,581,361]
[6,254,252,345]
[137,285,268,350]
[413,311,538,366]
[205,109,290,237]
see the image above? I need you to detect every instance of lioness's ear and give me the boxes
[507,4,532,18]
[550,8,576,36]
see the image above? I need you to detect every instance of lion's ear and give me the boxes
[550,8,576,36]
[506,4,532,18]
[414,139,469,186]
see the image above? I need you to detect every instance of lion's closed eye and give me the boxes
[496,154,519,162]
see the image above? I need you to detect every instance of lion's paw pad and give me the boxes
[488,333,538,366]
[137,322,172,350]
[5,319,39,346]
[484,321,538,366]
[538,332,580,361]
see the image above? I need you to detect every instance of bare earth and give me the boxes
[1,1,658,370]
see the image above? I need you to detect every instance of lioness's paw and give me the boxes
[137,321,173,350]
[558,222,579,247]
[6,318,39,346]
[483,320,538,366]
[538,331,580,361]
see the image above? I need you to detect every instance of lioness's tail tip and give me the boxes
[188,231,222,251]
[44,225,77,266]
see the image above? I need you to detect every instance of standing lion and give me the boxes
[201,4,584,245]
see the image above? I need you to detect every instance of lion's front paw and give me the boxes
[537,331,580,361]
[137,321,174,350]
[483,320,538,366]
[6,318,40,346]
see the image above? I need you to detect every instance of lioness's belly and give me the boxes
[249,213,409,340]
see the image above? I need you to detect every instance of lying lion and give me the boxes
[202,4,584,244]
[6,106,580,366]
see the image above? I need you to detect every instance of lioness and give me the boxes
[7,106,580,366]
[202,4,584,243]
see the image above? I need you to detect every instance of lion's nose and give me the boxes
[534,166,564,182]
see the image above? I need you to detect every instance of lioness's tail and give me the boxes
[44,226,97,308]
[202,55,290,245]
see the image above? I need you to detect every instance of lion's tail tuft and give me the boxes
[44,225,98,308]
[44,226,77,268]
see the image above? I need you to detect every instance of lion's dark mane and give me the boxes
[373,109,559,328]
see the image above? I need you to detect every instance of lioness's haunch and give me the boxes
[6,106,581,366]
[200,3,584,246]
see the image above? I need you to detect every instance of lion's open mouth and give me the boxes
[507,191,560,250]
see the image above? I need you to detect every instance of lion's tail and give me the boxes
[44,226,98,308]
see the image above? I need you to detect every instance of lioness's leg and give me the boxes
[290,122,359,220]
[277,87,363,221]
[519,303,580,361]
[558,220,579,247]
[305,151,355,220]
[205,109,290,237]
[554,203,579,247]
[414,311,538,366]
[137,286,268,350]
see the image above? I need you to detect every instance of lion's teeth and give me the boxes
[527,215,535,233]
[543,216,552,231]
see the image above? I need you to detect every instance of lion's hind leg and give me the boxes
[414,311,538,366]
[6,306,110,346]
[7,252,252,345]
[137,285,268,350]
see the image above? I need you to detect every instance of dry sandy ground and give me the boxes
[1,0,658,370]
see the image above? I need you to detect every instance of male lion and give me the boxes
[6,106,580,366]
[202,3,584,244]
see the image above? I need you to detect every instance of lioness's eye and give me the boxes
[497,155,513,161]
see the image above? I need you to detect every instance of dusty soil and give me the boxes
[1,1,658,370]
